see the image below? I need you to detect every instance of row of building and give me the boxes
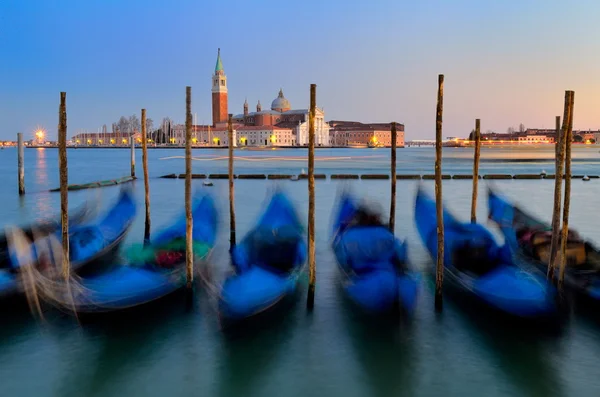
[464,129,600,144]
[71,49,405,148]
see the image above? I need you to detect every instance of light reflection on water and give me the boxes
[0,147,600,396]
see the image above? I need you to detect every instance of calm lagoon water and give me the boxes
[2,146,600,396]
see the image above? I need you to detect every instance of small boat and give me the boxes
[218,189,307,324]
[1,188,136,300]
[487,188,600,304]
[414,186,557,318]
[22,191,217,313]
[331,191,419,315]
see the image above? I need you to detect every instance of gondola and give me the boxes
[20,191,217,313]
[488,187,600,303]
[414,186,557,318]
[218,189,307,324]
[331,190,419,315]
[1,187,136,300]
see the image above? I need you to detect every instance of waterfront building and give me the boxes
[71,132,135,145]
[328,120,405,147]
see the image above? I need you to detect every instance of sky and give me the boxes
[1,0,600,141]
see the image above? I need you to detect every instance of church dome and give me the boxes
[271,88,291,112]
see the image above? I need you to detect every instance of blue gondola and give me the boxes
[29,191,218,313]
[219,189,307,323]
[414,186,557,318]
[1,187,136,300]
[331,191,419,314]
[488,187,600,304]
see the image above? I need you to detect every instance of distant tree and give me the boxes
[145,118,154,134]
[468,129,476,140]
[117,116,129,134]
[519,123,525,133]
[129,114,141,132]
[573,134,583,143]
[507,127,515,134]
[111,122,118,133]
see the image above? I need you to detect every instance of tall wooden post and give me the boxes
[470,119,481,223]
[228,114,236,251]
[306,83,317,310]
[554,116,561,166]
[58,92,70,280]
[389,122,397,233]
[548,92,570,280]
[17,132,25,195]
[130,136,136,178]
[559,91,575,286]
[142,109,151,245]
[185,87,194,289]
[434,75,444,311]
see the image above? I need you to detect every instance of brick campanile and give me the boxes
[211,48,228,127]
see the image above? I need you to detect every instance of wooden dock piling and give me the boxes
[58,92,70,280]
[389,122,397,233]
[228,114,236,251]
[142,109,151,245]
[17,132,25,195]
[185,87,194,289]
[307,83,317,310]
[470,119,481,223]
[559,91,575,287]
[130,136,136,178]
[435,74,444,311]
[548,92,570,280]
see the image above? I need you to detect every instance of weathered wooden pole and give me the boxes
[306,83,317,310]
[141,108,151,245]
[17,132,25,195]
[434,74,444,311]
[559,91,575,287]
[389,122,397,233]
[548,92,570,280]
[130,136,136,178]
[58,92,70,280]
[228,114,236,251]
[470,119,481,223]
[185,86,194,289]
[554,116,561,166]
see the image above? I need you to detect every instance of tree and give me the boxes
[590,139,596,144]
[145,118,154,134]
[128,114,141,132]
[507,127,515,134]
[118,116,129,134]
[468,129,476,140]
[519,123,525,133]
[573,134,583,143]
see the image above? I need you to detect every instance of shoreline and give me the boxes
[25,145,407,150]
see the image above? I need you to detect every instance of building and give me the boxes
[212,48,228,127]
[328,121,405,147]
[71,132,135,145]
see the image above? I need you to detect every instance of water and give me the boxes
[2,146,600,396]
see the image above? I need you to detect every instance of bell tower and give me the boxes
[211,48,228,127]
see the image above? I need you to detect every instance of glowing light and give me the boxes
[170,138,176,144]
[87,139,92,144]
[270,135,276,143]
[98,139,103,144]
[122,138,127,144]
[110,139,115,144]
[76,139,80,144]
[192,138,197,144]
[35,130,45,139]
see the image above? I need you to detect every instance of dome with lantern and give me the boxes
[271,88,291,112]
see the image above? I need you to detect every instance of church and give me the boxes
[177,49,330,147]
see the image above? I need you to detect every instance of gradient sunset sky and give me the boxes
[2,0,599,141]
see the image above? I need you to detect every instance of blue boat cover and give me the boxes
[331,192,419,314]
[414,187,556,317]
[220,190,307,320]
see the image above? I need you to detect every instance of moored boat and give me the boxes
[331,191,419,315]
[1,187,136,300]
[218,189,307,325]
[487,187,600,304]
[414,186,558,318]
[18,191,217,313]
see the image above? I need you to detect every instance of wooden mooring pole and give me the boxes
[130,136,136,178]
[306,83,317,310]
[141,109,151,245]
[389,122,397,233]
[548,92,570,280]
[470,119,481,223]
[434,74,444,312]
[58,92,70,280]
[559,91,575,287]
[185,87,194,289]
[228,114,236,251]
[17,132,25,195]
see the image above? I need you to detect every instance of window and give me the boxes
[221,80,225,86]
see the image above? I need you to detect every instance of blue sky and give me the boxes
[1,0,599,141]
